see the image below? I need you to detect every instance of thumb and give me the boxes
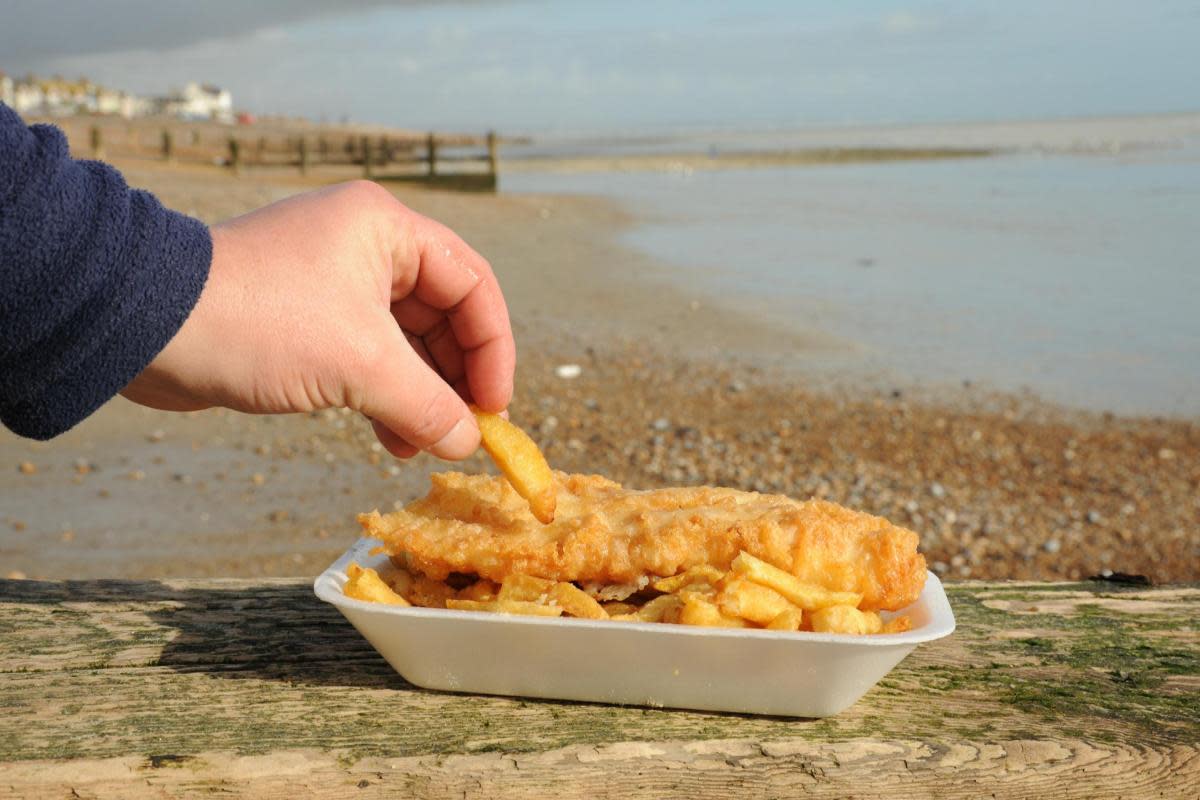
[354,326,480,460]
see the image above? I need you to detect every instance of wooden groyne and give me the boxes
[49,116,502,191]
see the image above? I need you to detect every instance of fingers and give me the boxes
[371,419,420,460]
[355,324,480,460]
[390,213,515,413]
[453,278,515,412]
[394,302,466,390]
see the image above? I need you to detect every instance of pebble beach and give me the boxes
[1,158,1196,584]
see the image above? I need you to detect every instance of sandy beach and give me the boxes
[1,153,1197,584]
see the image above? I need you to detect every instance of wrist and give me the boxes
[120,225,231,412]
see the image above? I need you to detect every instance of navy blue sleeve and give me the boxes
[0,103,212,439]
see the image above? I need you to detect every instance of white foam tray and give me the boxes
[315,538,955,717]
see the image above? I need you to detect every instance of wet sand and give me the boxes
[1,160,1196,583]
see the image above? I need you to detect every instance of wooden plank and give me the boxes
[1,740,1195,799]
[0,579,1196,798]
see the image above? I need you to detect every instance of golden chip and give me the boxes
[457,579,499,602]
[730,551,863,611]
[473,408,557,524]
[810,605,883,635]
[678,596,749,628]
[653,565,724,593]
[550,582,608,619]
[766,607,804,632]
[636,594,684,623]
[385,566,414,598]
[677,582,718,603]
[446,598,564,617]
[498,573,556,602]
[601,601,639,617]
[344,563,410,606]
[408,575,458,609]
[716,577,796,625]
[882,615,913,634]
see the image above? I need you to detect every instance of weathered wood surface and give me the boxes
[0,578,1195,799]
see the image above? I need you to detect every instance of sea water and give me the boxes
[504,146,1200,416]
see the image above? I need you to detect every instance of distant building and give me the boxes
[161,82,234,123]
[2,71,235,121]
[93,87,151,119]
[7,75,90,115]
[12,78,44,114]
[122,93,154,119]
[94,87,123,115]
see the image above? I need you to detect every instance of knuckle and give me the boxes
[344,178,389,203]
[345,333,389,390]
[339,180,408,219]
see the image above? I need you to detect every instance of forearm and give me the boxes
[0,103,212,439]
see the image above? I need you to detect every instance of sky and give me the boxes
[2,0,1197,134]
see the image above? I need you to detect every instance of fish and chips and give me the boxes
[346,411,927,635]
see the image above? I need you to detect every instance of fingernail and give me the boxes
[430,417,479,460]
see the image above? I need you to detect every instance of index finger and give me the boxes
[394,214,515,412]
[452,275,514,411]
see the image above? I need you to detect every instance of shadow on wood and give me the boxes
[0,578,403,689]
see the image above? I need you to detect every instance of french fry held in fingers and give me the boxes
[730,551,863,611]
[472,408,557,524]
[344,563,410,606]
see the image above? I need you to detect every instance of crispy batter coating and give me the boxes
[359,472,927,611]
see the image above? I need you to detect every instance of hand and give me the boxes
[122,181,515,460]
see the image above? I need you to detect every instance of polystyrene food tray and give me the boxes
[315,538,955,717]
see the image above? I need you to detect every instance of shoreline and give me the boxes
[1,161,1195,583]
[506,111,1200,161]
[502,147,993,175]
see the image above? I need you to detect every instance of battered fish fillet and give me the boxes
[358,472,927,612]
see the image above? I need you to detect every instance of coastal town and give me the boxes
[0,70,234,122]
